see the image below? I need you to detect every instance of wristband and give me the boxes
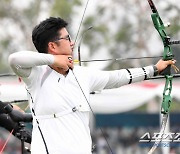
[153,65,159,76]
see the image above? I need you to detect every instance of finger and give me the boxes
[68,56,73,60]
[165,59,175,65]
[69,59,73,64]
[172,59,176,64]
[60,64,69,72]
[68,63,74,70]
[63,66,69,72]
[68,56,73,63]
[168,59,176,65]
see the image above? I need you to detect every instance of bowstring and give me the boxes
[71,70,114,154]
[73,0,91,46]
[72,0,113,153]
[72,0,113,154]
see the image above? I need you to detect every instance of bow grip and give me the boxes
[160,65,171,75]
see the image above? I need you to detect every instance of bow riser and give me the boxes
[150,13,173,113]
[151,14,173,61]
[147,0,174,153]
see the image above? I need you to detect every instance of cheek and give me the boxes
[63,44,72,51]
[56,44,64,53]
[57,42,71,54]
[59,47,69,55]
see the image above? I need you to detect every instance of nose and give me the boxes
[70,40,75,47]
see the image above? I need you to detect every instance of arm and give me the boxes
[89,65,154,91]
[104,66,154,89]
[8,51,54,78]
[9,51,73,83]
[89,59,175,91]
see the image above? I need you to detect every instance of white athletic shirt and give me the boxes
[9,51,155,154]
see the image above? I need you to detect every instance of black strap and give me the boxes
[126,69,132,84]
[27,90,50,154]
[142,67,147,80]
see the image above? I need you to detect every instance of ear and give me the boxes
[48,42,57,54]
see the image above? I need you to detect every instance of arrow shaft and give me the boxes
[74,55,163,63]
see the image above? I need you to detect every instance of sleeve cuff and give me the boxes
[47,54,55,65]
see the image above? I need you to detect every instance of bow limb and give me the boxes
[72,0,114,153]
[73,0,91,66]
[147,0,177,153]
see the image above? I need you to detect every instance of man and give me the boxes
[0,101,32,144]
[8,17,175,154]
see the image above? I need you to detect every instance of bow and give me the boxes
[147,0,180,153]
[73,0,180,153]
[71,0,114,153]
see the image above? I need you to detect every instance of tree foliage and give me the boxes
[79,0,180,70]
[0,0,179,73]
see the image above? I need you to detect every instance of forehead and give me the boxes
[59,28,68,36]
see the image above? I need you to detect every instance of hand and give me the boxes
[53,55,74,71]
[155,59,176,73]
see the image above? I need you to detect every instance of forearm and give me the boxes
[9,51,54,68]
[105,65,154,89]
[8,51,54,77]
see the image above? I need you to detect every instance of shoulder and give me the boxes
[73,66,107,79]
[22,65,47,88]
[73,66,96,73]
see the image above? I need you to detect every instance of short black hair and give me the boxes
[32,17,68,53]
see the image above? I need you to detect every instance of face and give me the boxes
[48,28,74,56]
